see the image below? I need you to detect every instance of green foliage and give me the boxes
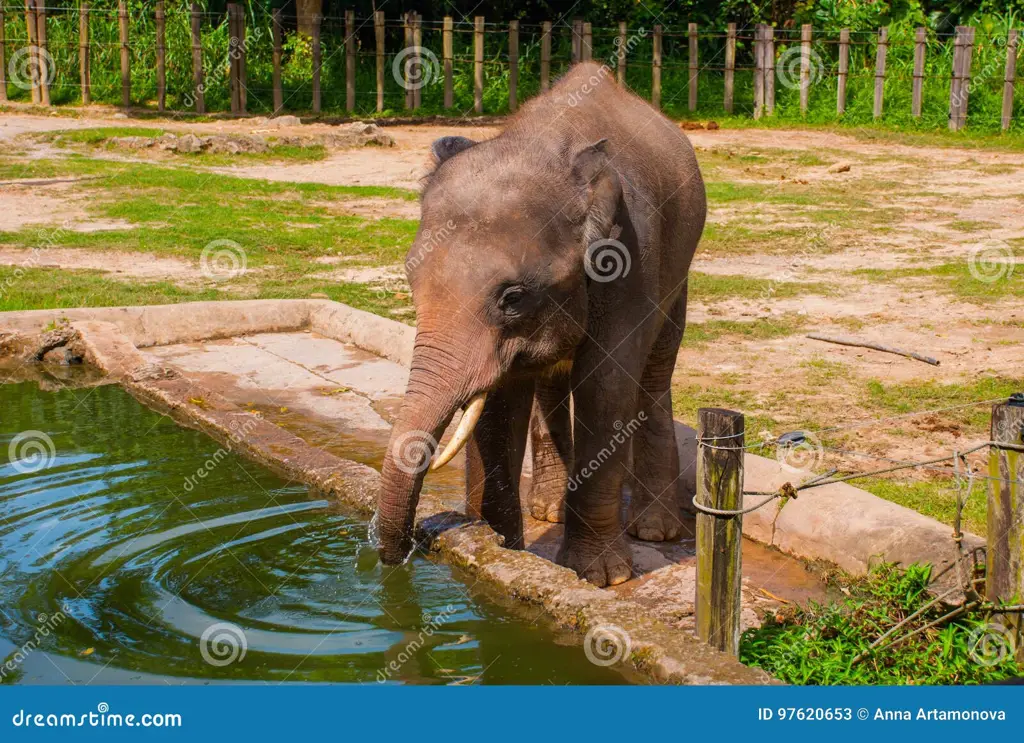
[741,563,1019,684]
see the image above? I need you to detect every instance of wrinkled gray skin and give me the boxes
[375,62,706,587]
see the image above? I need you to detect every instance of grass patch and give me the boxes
[689,272,830,302]
[853,261,1022,302]
[682,314,807,348]
[44,127,165,144]
[862,376,1023,432]
[741,563,1017,685]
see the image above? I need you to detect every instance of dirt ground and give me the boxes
[2,111,1022,510]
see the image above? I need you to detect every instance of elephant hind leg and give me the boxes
[525,372,573,523]
[627,293,687,542]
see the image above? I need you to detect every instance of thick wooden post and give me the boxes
[272,8,283,113]
[402,12,412,109]
[344,9,355,112]
[540,21,552,91]
[617,22,627,85]
[0,8,6,103]
[723,22,736,113]
[837,28,850,114]
[190,2,204,113]
[753,24,764,119]
[227,4,239,113]
[311,11,321,114]
[652,25,662,110]
[912,27,926,118]
[508,20,518,112]
[24,0,39,104]
[987,399,1024,663]
[799,23,812,115]
[764,25,775,114]
[572,19,582,63]
[118,0,129,108]
[583,22,592,61]
[443,16,454,107]
[688,22,698,112]
[78,2,89,104]
[34,0,49,106]
[413,13,422,109]
[958,25,975,130]
[695,408,745,657]
[155,1,166,111]
[374,10,384,112]
[873,26,888,120]
[473,16,484,114]
[1004,30,1018,132]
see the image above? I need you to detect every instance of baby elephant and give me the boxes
[375,62,706,587]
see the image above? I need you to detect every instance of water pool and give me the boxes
[0,378,625,685]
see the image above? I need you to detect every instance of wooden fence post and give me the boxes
[509,20,518,113]
[0,8,6,103]
[311,11,321,114]
[723,22,736,113]
[474,16,484,114]
[583,22,592,61]
[652,24,662,110]
[190,2,203,113]
[912,27,926,118]
[412,14,422,109]
[272,9,283,113]
[837,28,850,114]
[79,2,90,105]
[402,12,412,109]
[950,25,975,131]
[799,23,812,115]
[345,9,355,112]
[443,16,454,107]
[688,22,698,112]
[374,10,384,112]
[764,25,775,114]
[572,19,582,63]
[24,0,39,104]
[155,1,165,112]
[987,398,1024,663]
[695,407,745,657]
[34,0,49,106]
[118,0,129,108]
[754,24,764,119]
[228,4,239,113]
[1004,30,1018,132]
[873,26,888,120]
[540,21,551,91]
[617,21,627,85]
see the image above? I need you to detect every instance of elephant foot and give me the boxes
[526,480,565,523]
[557,534,633,587]
[626,498,683,542]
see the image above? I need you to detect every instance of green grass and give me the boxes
[862,376,1024,431]
[689,272,830,302]
[681,314,807,348]
[741,563,1018,685]
[854,261,1022,302]
[45,127,165,144]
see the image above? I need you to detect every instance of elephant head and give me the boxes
[375,133,623,564]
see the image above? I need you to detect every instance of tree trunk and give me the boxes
[295,0,321,37]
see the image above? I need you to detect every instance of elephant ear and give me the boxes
[571,138,622,247]
[431,136,477,165]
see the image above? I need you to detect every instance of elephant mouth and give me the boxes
[429,391,487,470]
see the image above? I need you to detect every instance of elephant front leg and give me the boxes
[465,378,534,550]
[526,372,573,523]
[557,361,639,587]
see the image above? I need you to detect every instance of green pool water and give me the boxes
[0,378,626,685]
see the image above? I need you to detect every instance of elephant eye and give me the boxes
[498,285,528,315]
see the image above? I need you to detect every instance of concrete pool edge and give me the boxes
[12,316,773,685]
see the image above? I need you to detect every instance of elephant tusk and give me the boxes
[430,392,487,471]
